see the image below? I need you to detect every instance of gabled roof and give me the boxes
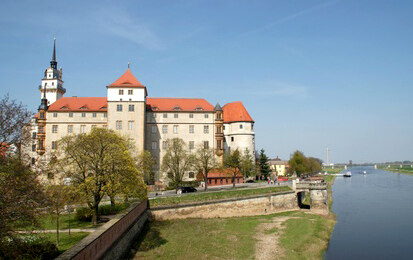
[222,101,254,123]
[146,98,214,112]
[107,68,145,88]
[47,97,108,112]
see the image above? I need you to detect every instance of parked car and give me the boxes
[176,186,197,194]
[246,179,255,183]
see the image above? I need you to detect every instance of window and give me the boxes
[52,82,54,86]
[116,121,122,130]
[67,125,73,133]
[189,172,195,178]
[40,112,45,119]
[231,136,234,142]
[204,141,209,149]
[52,125,58,133]
[32,144,36,152]
[129,105,135,112]
[217,126,222,134]
[82,112,86,118]
[204,114,209,118]
[151,141,157,150]
[128,121,134,130]
[103,112,107,118]
[119,89,124,95]
[162,125,168,134]
[173,125,178,134]
[151,125,157,133]
[217,140,222,149]
[162,141,168,149]
[189,141,194,150]
[189,113,194,118]
[93,112,97,118]
[174,113,178,118]
[117,104,123,111]
[38,126,44,134]
[53,112,57,118]
[31,158,35,165]
[189,125,194,134]
[80,125,86,133]
[32,132,36,139]
[251,124,254,130]
[203,125,209,134]
[52,141,57,150]
[69,112,73,118]
[240,124,243,129]
[128,89,133,95]
[223,125,225,130]
[163,113,167,118]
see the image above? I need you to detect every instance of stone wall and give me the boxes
[150,191,297,220]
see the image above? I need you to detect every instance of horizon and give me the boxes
[1,0,412,163]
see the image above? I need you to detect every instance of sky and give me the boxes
[1,0,412,163]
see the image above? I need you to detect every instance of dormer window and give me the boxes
[173,106,182,111]
[80,106,88,110]
[61,106,68,110]
[152,106,159,111]
[195,106,204,111]
[101,106,107,110]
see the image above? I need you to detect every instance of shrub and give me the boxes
[75,207,93,222]
[75,203,130,222]
[0,236,59,259]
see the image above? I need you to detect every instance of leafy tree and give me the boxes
[194,145,217,191]
[224,149,241,188]
[137,151,155,185]
[161,138,194,189]
[258,149,271,177]
[288,151,309,177]
[0,157,46,243]
[240,148,255,178]
[54,128,146,224]
[308,157,322,174]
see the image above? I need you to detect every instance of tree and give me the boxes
[54,128,146,225]
[0,157,46,243]
[45,184,71,247]
[137,151,155,185]
[288,150,309,177]
[194,145,217,191]
[161,138,194,189]
[258,149,270,177]
[307,157,322,175]
[224,149,241,188]
[240,148,255,179]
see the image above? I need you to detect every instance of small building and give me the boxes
[198,168,244,186]
[269,157,289,176]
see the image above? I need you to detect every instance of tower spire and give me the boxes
[50,37,57,69]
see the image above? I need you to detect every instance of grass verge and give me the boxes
[322,167,344,174]
[150,186,291,207]
[23,232,89,253]
[18,213,99,231]
[378,165,413,175]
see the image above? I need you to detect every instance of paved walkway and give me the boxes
[17,228,97,234]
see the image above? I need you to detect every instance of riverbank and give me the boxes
[132,176,337,259]
[378,165,413,175]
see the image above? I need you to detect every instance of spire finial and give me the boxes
[128,61,130,69]
[50,37,57,69]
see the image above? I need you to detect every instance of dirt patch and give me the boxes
[254,216,299,260]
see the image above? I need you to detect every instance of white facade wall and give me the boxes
[107,88,146,102]
[224,121,255,158]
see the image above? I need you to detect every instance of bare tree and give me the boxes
[194,145,217,191]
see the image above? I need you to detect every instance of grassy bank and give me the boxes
[130,211,335,259]
[322,167,344,174]
[150,186,291,207]
[22,232,89,253]
[378,165,413,175]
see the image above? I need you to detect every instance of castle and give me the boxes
[26,40,255,183]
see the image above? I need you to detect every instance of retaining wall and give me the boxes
[150,191,297,220]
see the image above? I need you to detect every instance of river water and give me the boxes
[325,166,413,259]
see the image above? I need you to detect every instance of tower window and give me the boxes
[162,141,168,149]
[32,132,37,139]
[240,124,243,129]
[68,125,73,133]
[52,125,58,133]
[204,114,209,118]
[103,112,107,118]
[152,125,157,134]
[119,89,124,95]
[203,125,209,134]
[129,105,135,112]
[52,82,54,86]
[189,125,194,134]
[80,125,86,133]
[93,112,97,118]
[40,112,45,119]
[53,112,57,118]
[189,141,194,150]
[189,113,194,118]
[231,137,234,142]
[117,104,123,112]
[52,141,57,150]
[163,113,167,118]
[31,158,35,165]
[174,113,178,118]
[32,144,36,152]
[128,90,133,95]
[69,112,73,118]
[162,125,168,134]
[173,125,178,134]
[204,141,209,149]
[82,113,86,118]
[152,141,157,150]
[128,121,134,130]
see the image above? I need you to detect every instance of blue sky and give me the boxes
[1,0,412,163]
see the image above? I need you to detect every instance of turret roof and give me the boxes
[222,101,254,123]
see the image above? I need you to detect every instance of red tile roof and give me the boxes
[108,68,145,88]
[222,101,254,123]
[146,98,214,112]
[47,97,108,112]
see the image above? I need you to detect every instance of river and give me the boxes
[325,166,413,259]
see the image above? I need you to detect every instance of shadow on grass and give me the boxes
[128,221,168,258]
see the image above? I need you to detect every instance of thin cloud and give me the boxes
[242,0,340,37]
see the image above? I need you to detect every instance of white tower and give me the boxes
[39,38,65,105]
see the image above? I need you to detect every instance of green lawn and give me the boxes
[322,167,344,174]
[18,213,99,231]
[22,232,89,253]
[379,165,413,175]
[130,211,335,259]
[150,186,291,207]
